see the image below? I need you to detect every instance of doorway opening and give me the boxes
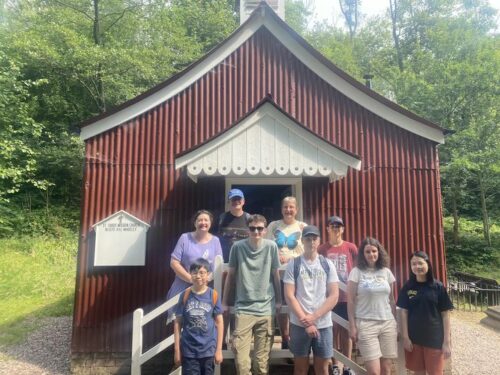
[225,178,303,222]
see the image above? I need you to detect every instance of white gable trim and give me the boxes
[80,6,444,143]
[175,102,361,182]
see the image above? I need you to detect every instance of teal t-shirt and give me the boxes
[228,238,280,315]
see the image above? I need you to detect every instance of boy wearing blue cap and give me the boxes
[216,188,251,262]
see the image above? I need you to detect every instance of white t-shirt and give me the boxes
[283,255,339,329]
[348,267,395,321]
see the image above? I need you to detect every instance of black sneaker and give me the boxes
[281,340,289,349]
[343,368,355,375]
[329,365,341,375]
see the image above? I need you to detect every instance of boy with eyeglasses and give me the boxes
[222,214,282,375]
[318,216,358,375]
[174,258,224,375]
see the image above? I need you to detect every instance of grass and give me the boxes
[444,216,500,282]
[0,229,78,346]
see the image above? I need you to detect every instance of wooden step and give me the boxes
[480,306,500,331]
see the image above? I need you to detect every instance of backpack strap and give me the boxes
[293,256,302,296]
[182,288,192,306]
[212,289,218,306]
[318,255,330,279]
[183,287,218,308]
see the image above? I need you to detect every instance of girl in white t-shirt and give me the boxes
[347,237,397,375]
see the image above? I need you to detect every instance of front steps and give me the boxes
[480,305,500,331]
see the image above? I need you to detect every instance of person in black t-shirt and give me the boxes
[397,251,453,375]
[215,188,251,262]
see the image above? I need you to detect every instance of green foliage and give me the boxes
[0,231,77,345]
[444,217,500,280]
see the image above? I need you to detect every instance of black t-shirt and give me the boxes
[397,280,453,349]
[216,211,250,262]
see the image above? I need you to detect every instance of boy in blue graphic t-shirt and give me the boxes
[174,258,223,375]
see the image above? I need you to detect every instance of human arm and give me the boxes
[399,308,413,352]
[347,280,358,342]
[173,317,182,366]
[222,267,235,312]
[272,268,283,314]
[170,259,192,283]
[214,314,224,364]
[441,310,452,358]
[389,281,397,319]
[301,281,339,327]
[284,282,319,337]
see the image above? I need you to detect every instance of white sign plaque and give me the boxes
[93,210,150,266]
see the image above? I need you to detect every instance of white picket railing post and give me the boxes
[131,308,144,375]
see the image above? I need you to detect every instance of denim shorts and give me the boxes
[289,323,334,359]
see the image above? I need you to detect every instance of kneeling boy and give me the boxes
[284,225,339,375]
[174,258,223,375]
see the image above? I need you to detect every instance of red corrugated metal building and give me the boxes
[74,1,446,368]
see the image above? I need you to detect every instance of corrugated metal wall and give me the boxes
[73,28,445,352]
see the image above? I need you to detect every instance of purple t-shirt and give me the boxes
[166,233,222,301]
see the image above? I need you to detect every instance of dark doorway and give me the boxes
[232,184,292,223]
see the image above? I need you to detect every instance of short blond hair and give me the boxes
[281,196,297,207]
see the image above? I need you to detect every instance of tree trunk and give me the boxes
[478,173,491,246]
[93,0,106,112]
[389,0,404,72]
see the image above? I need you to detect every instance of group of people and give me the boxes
[169,189,453,375]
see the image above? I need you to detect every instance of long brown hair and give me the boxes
[357,237,390,270]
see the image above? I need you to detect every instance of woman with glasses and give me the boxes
[167,210,222,316]
[397,251,453,375]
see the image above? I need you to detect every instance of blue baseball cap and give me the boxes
[228,188,244,200]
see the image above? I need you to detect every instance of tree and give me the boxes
[339,0,360,40]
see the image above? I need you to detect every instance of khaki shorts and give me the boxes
[356,319,397,362]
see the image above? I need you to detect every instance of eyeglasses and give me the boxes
[190,270,208,276]
[248,226,265,232]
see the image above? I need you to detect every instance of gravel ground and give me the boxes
[0,312,498,375]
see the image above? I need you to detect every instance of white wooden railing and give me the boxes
[132,255,406,375]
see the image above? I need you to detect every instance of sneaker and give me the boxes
[281,340,289,350]
[343,368,355,375]
[329,365,341,375]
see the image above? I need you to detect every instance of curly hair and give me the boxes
[357,237,390,270]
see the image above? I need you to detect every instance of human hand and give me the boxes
[300,313,316,327]
[403,337,413,352]
[349,325,357,343]
[215,349,223,364]
[305,324,319,338]
[275,302,283,316]
[174,349,181,367]
[279,254,288,264]
[442,342,451,359]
